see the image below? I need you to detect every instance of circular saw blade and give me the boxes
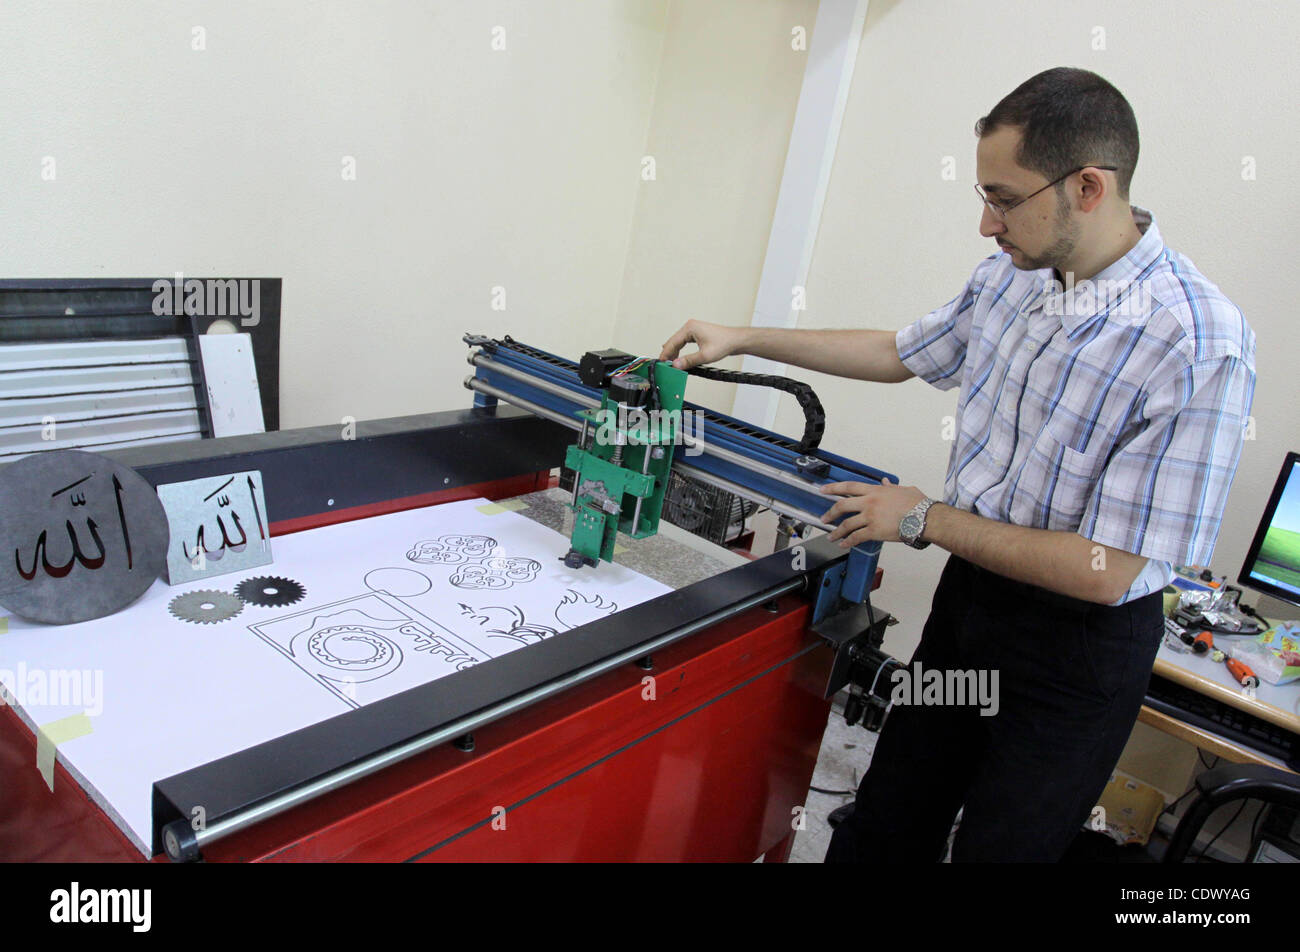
[235,575,306,608]
[169,589,244,624]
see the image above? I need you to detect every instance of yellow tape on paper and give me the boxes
[0,617,7,634]
[476,499,529,515]
[36,713,93,791]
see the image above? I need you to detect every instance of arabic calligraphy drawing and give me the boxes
[406,534,541,589]
[156,470,272,584]
[0,449,168,624]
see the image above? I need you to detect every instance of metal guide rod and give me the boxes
[468,352,600,408]
[464,376,835,530]
[170,572,805,859]
[465,374,585,430]
[467,353,851,501]
[631,441,651,532]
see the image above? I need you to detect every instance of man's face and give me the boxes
[975,125,1080,272]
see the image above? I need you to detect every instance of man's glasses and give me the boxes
[974,165,1118,220]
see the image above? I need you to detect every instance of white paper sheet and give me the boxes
[0,498,672,854]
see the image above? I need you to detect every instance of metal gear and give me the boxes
[235,575,306,608]
[169,589,245,624]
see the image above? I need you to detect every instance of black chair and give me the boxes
[1162,762,1300,863]
[831,762,1300,862]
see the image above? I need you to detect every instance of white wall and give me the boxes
[0,0,669,429]
[771,0,1300,657]
[4,0,1295,657]
[611,0,820,412]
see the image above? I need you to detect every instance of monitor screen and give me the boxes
[1239,451,1300,608]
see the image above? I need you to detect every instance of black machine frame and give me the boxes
[102,406,857,859]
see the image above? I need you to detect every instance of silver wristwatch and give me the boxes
[899,498,937,549]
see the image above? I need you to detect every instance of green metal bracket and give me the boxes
[563,360,687,567]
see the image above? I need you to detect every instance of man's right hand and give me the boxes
[659,320,748,371]
[660,321,914,383]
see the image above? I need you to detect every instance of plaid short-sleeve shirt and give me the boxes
[896,208,1256,605]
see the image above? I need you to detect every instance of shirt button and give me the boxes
[1024,341,1038,351]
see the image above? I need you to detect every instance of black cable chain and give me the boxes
[686,365,825,452]
[483,336,824,454]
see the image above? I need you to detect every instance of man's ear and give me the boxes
[1076,167,1109,213]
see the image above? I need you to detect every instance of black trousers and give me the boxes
[825,553,1164,862]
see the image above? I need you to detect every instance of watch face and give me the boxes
[900,513,921,540]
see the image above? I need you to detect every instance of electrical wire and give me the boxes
[1162,783,1200,818]
[1238,602,1272,629]
[613,356,654,376]
[809,766,860,799]
[1195,799,1248,862]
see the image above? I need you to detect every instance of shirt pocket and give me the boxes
[1036,419,1109,529]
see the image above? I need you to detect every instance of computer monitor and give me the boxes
[1238,450,1300,610]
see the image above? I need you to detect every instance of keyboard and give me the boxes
[1145,674,1300,771]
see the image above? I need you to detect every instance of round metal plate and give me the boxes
[0,449,168,624]
[169,589,245,624]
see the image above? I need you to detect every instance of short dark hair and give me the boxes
[975,67,1139,197]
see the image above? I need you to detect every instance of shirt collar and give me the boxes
[1042,206,1165,334]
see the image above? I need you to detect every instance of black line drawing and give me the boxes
[450,556,541,590]
[248,592,486,709]
[246,533,619,707]
[364,566,431,598]
[456,589,619,649]
[553,589,618,630]
[458,603,557,647]
[407,534,497,565]
[406,534,541,589]
[295,619,404,682]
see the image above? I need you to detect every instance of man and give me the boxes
[658,68,1256,862]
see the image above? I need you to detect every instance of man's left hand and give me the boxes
[819,479,928,547]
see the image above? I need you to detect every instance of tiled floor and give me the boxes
[789,700,880,863]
